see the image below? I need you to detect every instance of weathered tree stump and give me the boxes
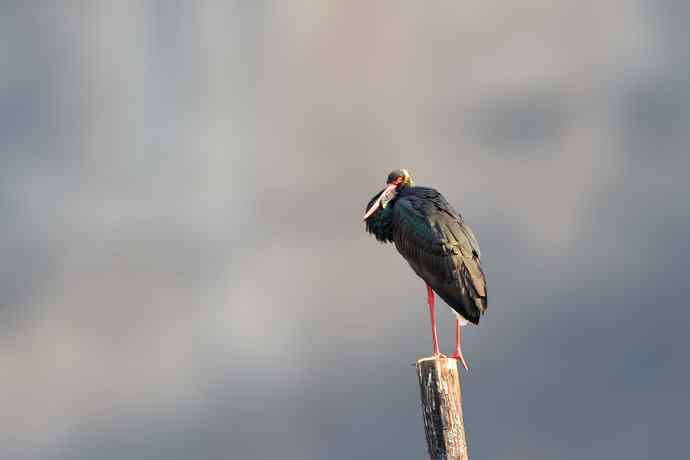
[416,356,469,460]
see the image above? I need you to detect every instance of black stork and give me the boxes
[363,169,487,370]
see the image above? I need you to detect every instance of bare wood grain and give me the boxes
[416,356,468,460]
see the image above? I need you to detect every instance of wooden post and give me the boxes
[416,356,469,460]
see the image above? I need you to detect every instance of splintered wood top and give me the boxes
[417,356,460,365]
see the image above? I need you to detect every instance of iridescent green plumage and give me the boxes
[364,182,487,324]
[364,189,395,242]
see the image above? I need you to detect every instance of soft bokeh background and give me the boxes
[2,2,689,459]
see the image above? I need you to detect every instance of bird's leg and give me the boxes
[450,317,469,370]
[426,284,441,357]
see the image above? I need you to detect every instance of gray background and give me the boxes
[2,2,689,459]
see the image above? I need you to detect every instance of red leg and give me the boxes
[426,284,441,356]
[450,317,469,370]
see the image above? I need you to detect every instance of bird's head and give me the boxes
[363,169,414,221]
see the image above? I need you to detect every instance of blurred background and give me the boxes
[2,2,689,459]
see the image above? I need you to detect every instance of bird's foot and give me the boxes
[449,352,469,371]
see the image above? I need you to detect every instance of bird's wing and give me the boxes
[431,190,482,259]
[392,189,487,299]
[392,193,456,283]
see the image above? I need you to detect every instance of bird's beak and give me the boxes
[363,183,397,221]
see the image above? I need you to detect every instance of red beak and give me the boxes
[363,183,397,221]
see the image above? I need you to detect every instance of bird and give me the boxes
[363,169,487,370]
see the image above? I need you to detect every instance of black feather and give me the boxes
[365,185,487,324]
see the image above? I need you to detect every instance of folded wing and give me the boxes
[391,188,487,323]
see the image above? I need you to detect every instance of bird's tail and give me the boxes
[455,313,470,327]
